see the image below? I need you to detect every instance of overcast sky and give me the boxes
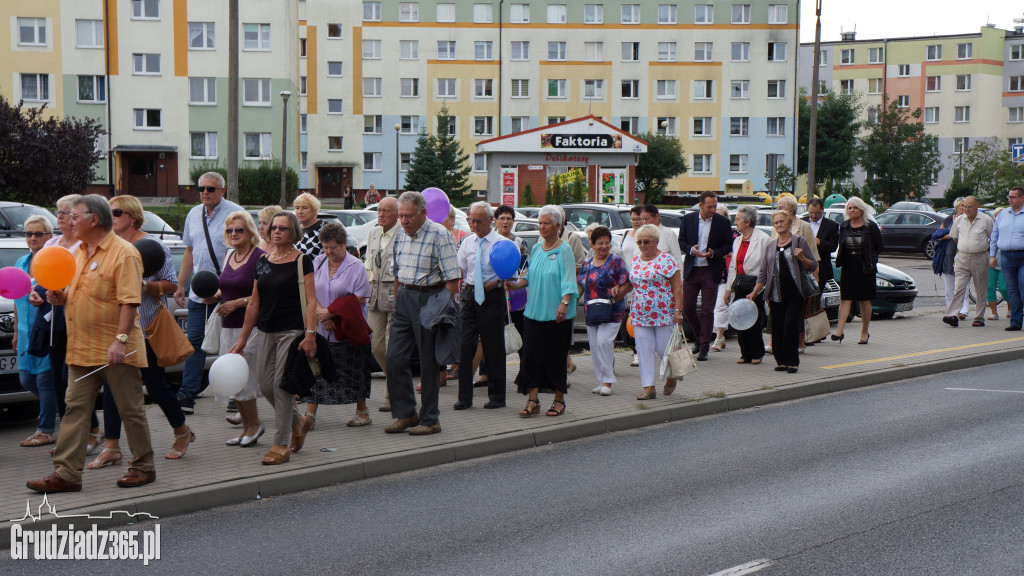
[799,2,1024,43]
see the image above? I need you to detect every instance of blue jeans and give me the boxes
[20,370,56,434]
[178,299,213,399]
[1002,251,1024,329]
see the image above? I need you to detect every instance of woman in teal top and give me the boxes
[507,205,577,418]
[14,216,54,447]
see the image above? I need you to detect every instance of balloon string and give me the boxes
[74,350,138,382]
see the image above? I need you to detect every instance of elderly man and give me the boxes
[173,172,243,413]
[806,198,839,286]
[385,192,460,435]
[943,196,994,327]
[365,196,399,411]
[27,195,155,492]
[678,192,733,360]
[454,202,507,410]
[934,198,971,320]
[991,186,1024,331]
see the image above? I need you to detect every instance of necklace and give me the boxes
[233,246,253,263]
[269,247,294,262]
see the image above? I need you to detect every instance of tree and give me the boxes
[403,104,472,205]
[634,131,687,204]
[945,138,1024,205]
[798,88,861,191]
[857,96,943,207]
[402,129,439,194]
[521,180,535,206]
[570,173,586,203]
[0,97,104,205]
[764,163,796,194]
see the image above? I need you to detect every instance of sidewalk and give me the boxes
[2,306,1022,540]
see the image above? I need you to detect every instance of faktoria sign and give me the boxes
[540,133,621,149]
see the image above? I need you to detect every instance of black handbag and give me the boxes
[584,298,613,324]
[731,274,757,297]
[801,270,820,298]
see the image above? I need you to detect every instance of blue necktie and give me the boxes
[475,237,485,305]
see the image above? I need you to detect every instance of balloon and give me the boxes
[728,299,759,331]
[134,239,167,277]
[489,240,520,280]
[208,353,250,397]
[0,267,32,299]
[423,187,451,223]
[509,288,527,311]
[626,316,634,338]
[191,270,220,298]
[31,246,76,291]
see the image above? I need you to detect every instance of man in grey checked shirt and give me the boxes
[384,191,461,435]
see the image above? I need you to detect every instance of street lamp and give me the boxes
[279,91,291,208]
[394,123,402,196]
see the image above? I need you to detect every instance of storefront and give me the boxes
[476,116,647,207]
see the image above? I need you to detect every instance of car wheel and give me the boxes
[922,239,936,259]
[874,311,895,320]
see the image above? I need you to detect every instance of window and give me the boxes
[693,42,710,62]
[818,50,828,66]
[20,74,49,102]
[767,42,786,62]
[867,106,880,124]
[474,79,493,97]
[327,61,343,76]
[954,106,970,123]
[363,77,382,97]
[695,4,713,23]
[656,117,676,136]
[474,3,493,23]
[693,80,713,99]
[839,79,854,95]
[511,79,529,98]
[547,4,566,23]
[504,117,526,134]
[868,78,883,94]
[400,115,420,133]
[399,3,419,22]
[364,115,382,134]
[243,78,271,105]
[652,42,674,61]
[327,99,343,114]
[584,4,603,24]
[766,117,785,136]
[77,75,105,103]
[953,137,969,154]
[731,4,750,24]
[437,41,455,59]
[1010,138,1023,149]
[511,41,529,61]
[659,5,677,24]
[300,152,307,171]
[622,42,639,61]
[132,53,161,75]
[730,80,748,99]
[188,77,216,105]
[243,23,270,51]
[131,0,159,19]
[767,80,785,99]
[398,40,418,60]
[437,78,456,98]
[621,79,639,98]
[956,74,972,91]
[621,4,640,24]
[869,47,884,64]
[957,43,972,59]
[473,116,494,136]
[692,154,712,173]
[656,80,677,99]
[299,76,307,95]
[363,1,381,21]
[300,114,307,133]
[77,20,104,48]
[692,117,712,136]
[584,42,603,61]
[436,3,455,22]
[729,154,748,173]
[510,4,530,23]
[730,117,748,136]
[133,108,162,130]
[1010,76,1024,92]
[840,49,854,65]
[768,4,787,24]
[475,41,493,60]
[731,42,749,61]
[364,152,382,171]
[817,80,827,93]
[924,107,939,123]
[190,132,217,159]
[363,39,381,59]
[328,137,344,152]
[919,76,939,92]
[327,24,342,39]
[547,116,566,125]
[896,95,909,108]
[1012,45,1024,61]
[548,41,567,60]
[584,79,605,99]
[400,78,420,97]
[547,79,566,98]
[897,64,910,77]
[473,154,487,172]
[926,44,941,61]
[299,38,307,57]
[620,117,638,134]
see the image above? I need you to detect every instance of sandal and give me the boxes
[518,398,540,418]
[545,399,566,417]
[20,431,55,447]
[261,449,290,465]
[87,448,123,469]
[290,414,311,453]
[737,358,751,364]
[751,358,762,365]
[86,431,102,455]
[165,427,196,460]
[663,381,677,396]
[636,389,656,401]
[304,411,316,431]
[346,410,372,427]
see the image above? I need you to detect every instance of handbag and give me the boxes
[201,304,221,354]
[296,256,321,377]
[804,310,830,343]
[801,270,820,298]
[660,324,697,380]
[504,290,522,354]
[731,273,757,298]
[584,298,613,324]
[146,298,195,367]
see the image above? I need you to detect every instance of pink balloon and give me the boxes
[0,266,32,299]
[423,187,450,223]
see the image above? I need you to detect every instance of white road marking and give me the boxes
[945,387,1024,394]
[705,559,774,576]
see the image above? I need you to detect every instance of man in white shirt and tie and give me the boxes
[454,202,507,410]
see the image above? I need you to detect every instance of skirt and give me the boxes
[216,326,261,402]
[838,253,876,301]
[516,317,572,395]
[302,340,371,405]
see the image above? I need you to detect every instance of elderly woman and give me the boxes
[832,197,884,345]
[750,211,818,373]
[257,205,284,253]
[304,222,373,428]
[578,226,630,396]
[293,192,324,257]
[230,211,317,465]
[723,206,771,364]
[931,198,970,320]
[506,205,577,417]
[443,205,470,247]
[14,216,55,447]
[629,224,684,399]
[85,195,195,468]
[620,206,643,367]
[214,211,265,447]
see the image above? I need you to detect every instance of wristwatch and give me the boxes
[115,334,129,344]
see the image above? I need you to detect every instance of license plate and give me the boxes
[825,296,841,307]
[0,353,17,374]
[896,302,913,312]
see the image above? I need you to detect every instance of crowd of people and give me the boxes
[15,176,1024,493]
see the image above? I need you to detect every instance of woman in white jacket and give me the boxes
[722,206,771,364]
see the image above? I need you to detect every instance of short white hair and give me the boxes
[469,201,493,218]
[293,192,321,213]
[538,205,563,228]
[777,196,798,213]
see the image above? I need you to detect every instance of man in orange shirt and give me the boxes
[27,195,156,493]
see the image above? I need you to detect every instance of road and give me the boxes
[879,254,945,310]
[4,361,1024,575]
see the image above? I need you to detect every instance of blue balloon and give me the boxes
[489,240,520,280]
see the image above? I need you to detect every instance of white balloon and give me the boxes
[208,353,250,397]
[728,299,759,331]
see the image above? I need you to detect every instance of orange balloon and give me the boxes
[626,316,634,338]
[32,245,77,290]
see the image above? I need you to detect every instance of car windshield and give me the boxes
[3,205,57,231]
[333,213,372,227]
[142,211,176,234]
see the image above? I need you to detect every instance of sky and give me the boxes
[798,1,1024,43]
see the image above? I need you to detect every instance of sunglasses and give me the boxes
[226,227,246,235]
[636,239,655,245]
[25,231,49,238]
[197,186,220,193]
[270,225,291,232]
[111,208,125,217]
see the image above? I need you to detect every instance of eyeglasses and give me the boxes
[198,186,220,193]
[25,231,49,238]
[636,239,655,245]
[70,212,92,221]
[111,208,125,217]
[56,210,71,217]
[468,218,491,224]
[226,227,246,235]
[270,225,291,232]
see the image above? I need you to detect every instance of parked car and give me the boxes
[832,262,918,319]
[320,209,377,228]
[887,201,935,212]
[141,211,181,239]
[0,202,58,237]
[873,210,945,258]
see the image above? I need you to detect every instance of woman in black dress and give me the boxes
[831,197,884,345]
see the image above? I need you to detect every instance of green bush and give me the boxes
[522,181,535,206]
[188,160,298,207]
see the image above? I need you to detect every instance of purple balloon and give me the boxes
[423,187,450,223]
[509,288,527,312]
[0,266,32,299]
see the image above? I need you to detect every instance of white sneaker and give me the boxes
[765,345,773,354]
[711,337,725,352]
[592,385,603,394]
[798,347,806,354]
[630,354,639,367]
[599,385,612,396]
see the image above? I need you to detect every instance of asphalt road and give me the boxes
[4,361,1024,575]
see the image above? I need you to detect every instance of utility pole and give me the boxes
[227,0,239,203]
[806,0,823,201]
[280,92,291,208]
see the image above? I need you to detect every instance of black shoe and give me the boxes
[473,380,488,388]
[226,400,238,413]
[1005,325,1022,332]
[786,367,799,374]
[177,395,195,414]
[691,344,700,354]
[697,350,709,361]
[484,400,506,409]
[942,316,959,327]
[453,400,472,410]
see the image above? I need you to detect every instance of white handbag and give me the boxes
[504,290,522,354]
[660,324,697,380]
[200,304,221,355]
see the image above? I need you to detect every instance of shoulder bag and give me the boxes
[660,324,697,380]
[504,289,523,354]
[201,210,222,275]
[146,295,195,367]
[201,304,221,354]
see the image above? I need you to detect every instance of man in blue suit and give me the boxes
[678,192,734,360]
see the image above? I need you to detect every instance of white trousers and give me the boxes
[713,283,730,329]
[633,324,674,390]
[586,322,620,385]
[943,273,970,316]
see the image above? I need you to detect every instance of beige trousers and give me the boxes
[946,252,989,322]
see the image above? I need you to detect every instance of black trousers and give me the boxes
[770,296,804,367]
[458,287,506,403]
[736,296,767,361]
[683,267,718,350]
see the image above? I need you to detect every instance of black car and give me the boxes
[873,210,945,258]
